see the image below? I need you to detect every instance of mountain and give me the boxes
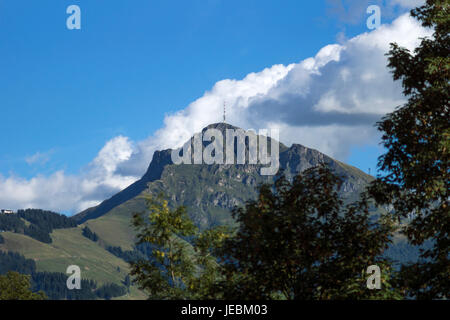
[73,123,373,230]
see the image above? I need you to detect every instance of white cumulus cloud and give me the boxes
[0,136,137,214]
[0,13,432,215]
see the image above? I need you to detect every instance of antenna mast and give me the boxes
[223,101,226,123]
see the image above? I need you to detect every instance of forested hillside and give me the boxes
[0,209,76,244]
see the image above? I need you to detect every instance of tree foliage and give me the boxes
[0,271,46,300]
[95,283,127,300]
[17,209,77,230]
[216,165,401,300]
[82,226,99,242]
[31,272,98,300]
[131,166,402,300]
[130,194,230,300]
[0,251,36,275]
[368,0,449,299]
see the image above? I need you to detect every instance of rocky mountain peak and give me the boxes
[74,123,372,226]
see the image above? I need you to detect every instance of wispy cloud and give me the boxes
[25,150,54,166]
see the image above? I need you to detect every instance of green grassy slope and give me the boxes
[82,197,146,251]
[0,227,147,299]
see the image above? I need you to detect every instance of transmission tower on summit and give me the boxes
[223,101,226,123]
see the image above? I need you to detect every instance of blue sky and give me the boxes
[0,0,427,213]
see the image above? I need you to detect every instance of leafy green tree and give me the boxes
[216,165,402,300]
[0,271,46,300]
[368,0,449,299]
[130,194,229,300]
